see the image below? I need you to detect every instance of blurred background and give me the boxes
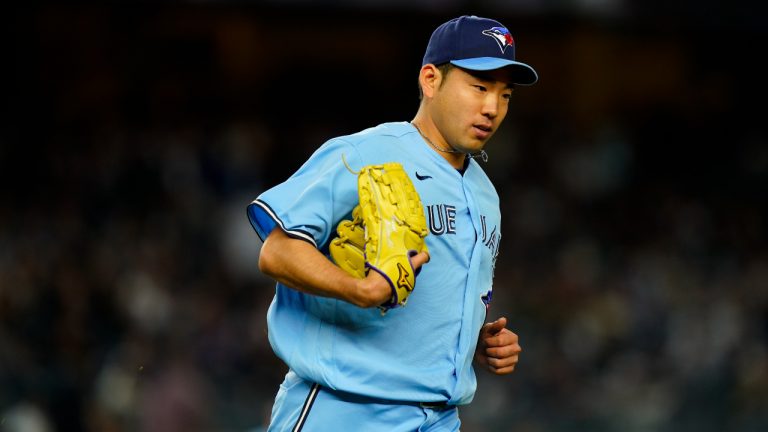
[3,1,767,431]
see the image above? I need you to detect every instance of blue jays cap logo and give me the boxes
[481,26,514,53]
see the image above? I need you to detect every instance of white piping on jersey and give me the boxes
[292,382,320,432]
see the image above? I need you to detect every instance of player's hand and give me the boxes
[474,317,521,375]
[352,251,430,308]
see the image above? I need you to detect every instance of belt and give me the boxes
[419,401,453,411]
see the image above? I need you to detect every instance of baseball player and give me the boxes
[247,15,538,431]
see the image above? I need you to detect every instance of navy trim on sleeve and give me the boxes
[247,199,318,248]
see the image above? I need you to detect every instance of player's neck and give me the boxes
[410,116,466,169]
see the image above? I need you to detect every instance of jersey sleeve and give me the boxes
[247,139,362,249]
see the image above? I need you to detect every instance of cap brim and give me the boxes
[451,58,538,86]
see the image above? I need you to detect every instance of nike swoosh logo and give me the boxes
[415,172,432,181]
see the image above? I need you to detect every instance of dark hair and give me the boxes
[417,63,455,100]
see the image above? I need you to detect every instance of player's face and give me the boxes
[431,67,514,154]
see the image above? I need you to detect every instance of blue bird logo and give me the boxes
[481,27,514,53]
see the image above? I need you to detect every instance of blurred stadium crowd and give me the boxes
[3,3,767,432]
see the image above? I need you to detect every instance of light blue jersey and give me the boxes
[247,122,501,406]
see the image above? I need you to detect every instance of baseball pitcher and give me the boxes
[247,15,538,431]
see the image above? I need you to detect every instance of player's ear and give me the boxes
[419,64,440,99]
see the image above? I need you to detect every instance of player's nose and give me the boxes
[481,94,500,119]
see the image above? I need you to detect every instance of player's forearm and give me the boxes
[259,228,380,307]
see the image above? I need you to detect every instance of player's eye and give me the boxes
[502,92,512,101]
[473,85,487,92]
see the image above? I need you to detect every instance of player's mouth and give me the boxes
[472,124,493,140]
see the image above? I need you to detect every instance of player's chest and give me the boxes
[414,178,499,248]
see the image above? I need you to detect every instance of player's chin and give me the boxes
[460,141,487,155]
[470,132,494,148]
[453,137,482,152]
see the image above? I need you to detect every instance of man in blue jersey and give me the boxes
[247,15,538,431]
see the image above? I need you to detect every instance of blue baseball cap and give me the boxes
[422,15,538,86]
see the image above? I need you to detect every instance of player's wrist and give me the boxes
[348,272,391,308]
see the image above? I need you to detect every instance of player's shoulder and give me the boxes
[330,122,416,161]
[333,122,413,147]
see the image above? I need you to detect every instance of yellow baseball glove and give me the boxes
[329,205,367,279]
[329,162,429,310]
